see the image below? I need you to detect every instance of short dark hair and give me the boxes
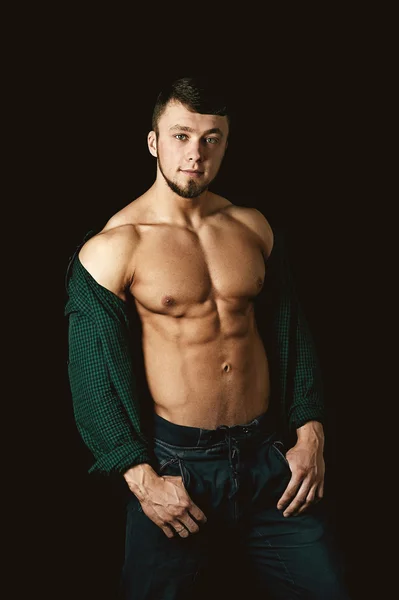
[151,76,231,135]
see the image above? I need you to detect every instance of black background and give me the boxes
[17,13,390,600]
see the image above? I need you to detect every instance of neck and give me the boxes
[148,180,214,229]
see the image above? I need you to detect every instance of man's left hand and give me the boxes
[277,420,325,517]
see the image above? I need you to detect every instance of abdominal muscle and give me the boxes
[139,311,271,429]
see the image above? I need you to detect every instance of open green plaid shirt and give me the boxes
[65,227,325,476]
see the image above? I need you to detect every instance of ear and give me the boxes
[148,131,158,157]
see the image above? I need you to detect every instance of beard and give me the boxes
[158,156,212,199]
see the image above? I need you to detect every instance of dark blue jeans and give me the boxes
[121,411,350,599]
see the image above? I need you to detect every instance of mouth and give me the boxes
[180,169,204,177]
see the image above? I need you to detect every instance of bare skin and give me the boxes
[78,100,325,538]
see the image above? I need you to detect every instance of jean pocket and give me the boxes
[271,440,291,469]
[159,456,179,473]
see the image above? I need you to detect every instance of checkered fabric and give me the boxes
[65,227,325,475]
[255,229,325,441]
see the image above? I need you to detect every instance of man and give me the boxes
[65,77,350,599]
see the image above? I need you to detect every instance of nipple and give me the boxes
[162,295,175,306]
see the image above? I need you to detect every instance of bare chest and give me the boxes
[131,223,266,316]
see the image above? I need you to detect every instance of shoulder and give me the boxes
[224,205,274,260]
[78,223,140,300]
[79,222,139,262]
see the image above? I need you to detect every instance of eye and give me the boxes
[175,134,188,141]
[206,137,219,144]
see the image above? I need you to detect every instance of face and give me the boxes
[148,101,229,198]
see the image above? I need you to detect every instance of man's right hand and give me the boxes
[123,463,207,538]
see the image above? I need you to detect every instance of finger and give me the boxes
[162,525,176,538]
[142,503,195,538]
[179,514,201,535]
[171,522,190,538]
[296,485,318,515]
[317,481,324,500]
[282,481,312,517]
[276,475,303,511]
[187,501,207,524]
[306,485,317,504]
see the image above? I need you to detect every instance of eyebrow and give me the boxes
[169,125,224,137]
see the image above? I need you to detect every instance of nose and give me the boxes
[186,140,203,163]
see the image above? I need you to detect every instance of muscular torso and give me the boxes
[119,197,272,429]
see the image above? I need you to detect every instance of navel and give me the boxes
[222,362,232,373]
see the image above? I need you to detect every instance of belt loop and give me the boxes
[196,429,203,447]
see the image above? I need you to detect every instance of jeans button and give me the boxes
[243,427,249,433]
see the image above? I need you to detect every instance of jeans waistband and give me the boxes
[153,409,276,448]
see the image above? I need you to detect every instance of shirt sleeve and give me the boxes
[284,286,326,431]
[257,228,326,436]
[67,310,154,475]
[65,236,154,476]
